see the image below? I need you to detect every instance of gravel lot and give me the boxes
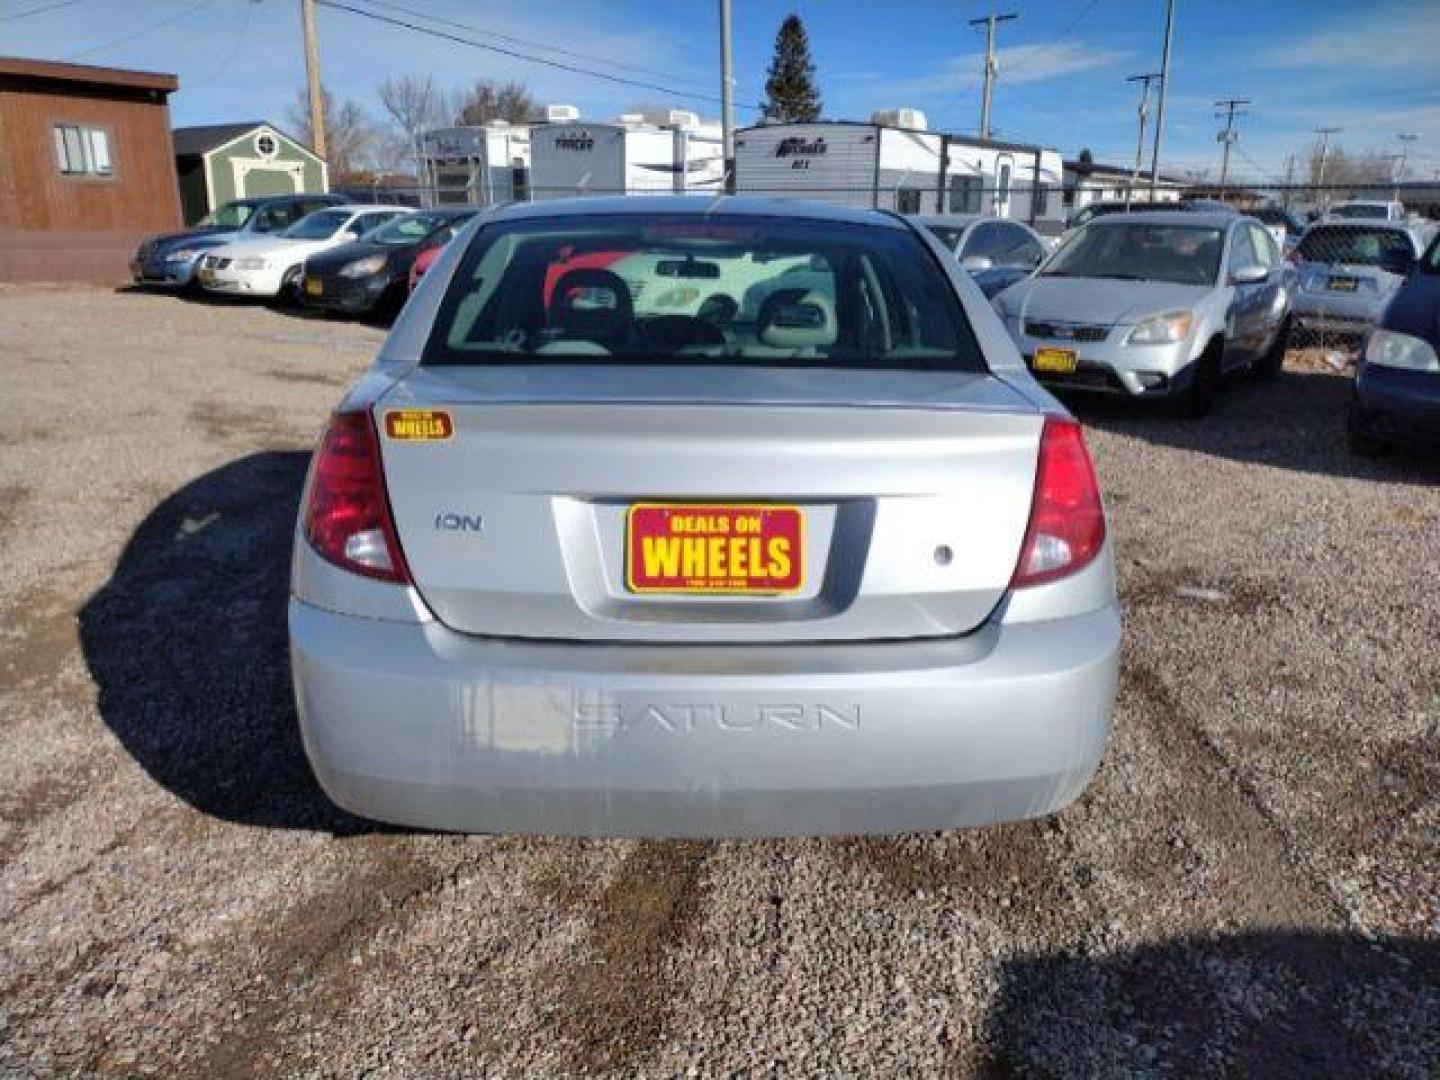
[1,284,1437,1077]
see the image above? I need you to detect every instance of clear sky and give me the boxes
[3,0,1437,182]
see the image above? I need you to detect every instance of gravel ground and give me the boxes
[1,285,1437,1077]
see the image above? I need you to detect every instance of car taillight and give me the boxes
[1011,416,1106,589]
[303,409,411,584]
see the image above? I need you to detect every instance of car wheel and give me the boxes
[1251,317,1290,381]
[277,266,303,307]
[1345,407,1388,456]
[1175,347,1221,418]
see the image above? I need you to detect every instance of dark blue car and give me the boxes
[1348,234,1440,454]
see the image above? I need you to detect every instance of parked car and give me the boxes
[992,211,1291,415]
[1347,233,1440,454]
[197,205,408,300]
[1290,221,1435,340]
[1248,206,1306,252]
[299,208,476,319]
[289,196,1120,837]
[1327,200,1406,223]
[913,214,1049,298]
[130,193,343,289]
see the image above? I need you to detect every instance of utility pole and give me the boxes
[1395,132,1417,197]
[1282,154,1295,211]
[1314,126,1340,213]
[1125,72,1161,209]
[1148,0,1174,199]
[718,0,735,175]
[301,0,327,160]
[1214,97,1250,198]
[969,12,1017,141]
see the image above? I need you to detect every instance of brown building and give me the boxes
[0,57,182,282]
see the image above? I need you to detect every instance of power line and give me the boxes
[315,0,755,111]
[1,0,79,22]
[66,0,215,61]
[352,0,734,96]
[1002,0,1103,81]
[189,0,257,90]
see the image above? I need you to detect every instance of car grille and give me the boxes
[202,256,231,270]
[1025,320,1110,343]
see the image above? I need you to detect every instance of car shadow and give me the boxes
[78,451,376,834]
[978,929,1440,1076]
[1061,362,1440,486]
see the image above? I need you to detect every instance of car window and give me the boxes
[1043,222,1224,286]
[923,225,967,251]
[993,224,1044,268]
[197,202,255,230]
[352,212,402,237]
[961,222,999,260]
[1295,226,1414,266]
[424,213,985,372]
[1246,224,1278,269]
[281,209,351,240]
[368,212,448,245]
[1229,225,1257,271]
[251,204,298,233]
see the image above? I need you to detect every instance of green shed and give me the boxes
[171,121,328,224]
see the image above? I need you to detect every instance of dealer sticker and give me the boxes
[626,504,804,594]
[384,409,453,440]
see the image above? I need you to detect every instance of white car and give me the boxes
[197,204,409,298]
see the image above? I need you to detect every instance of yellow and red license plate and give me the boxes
[305,276,323,296]
[626,504,804,594]
[1032,346,1079,374]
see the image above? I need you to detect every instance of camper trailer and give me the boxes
[733,114,1065,231]
[528,112,724,200]
[419,123,530,208]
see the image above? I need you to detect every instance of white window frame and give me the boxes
[53,122,115,178]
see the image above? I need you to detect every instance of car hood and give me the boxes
[1381,270,1440,346]
[206,235,320,261]
[999,276,1214,326]
[144,226,234,253]
[306,239,405,274]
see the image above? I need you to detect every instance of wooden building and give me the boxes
[0,57,182,282]
[172,121,328,225]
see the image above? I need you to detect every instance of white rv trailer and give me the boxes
[733,116,1065,232]
[418,124,530,208]
[528,116,725,200]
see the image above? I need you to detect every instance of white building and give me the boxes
[1063,159,1188,211]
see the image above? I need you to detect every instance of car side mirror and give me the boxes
[1378,247,1415,276]
[962,255,994,273]
[1230,263,1269,285]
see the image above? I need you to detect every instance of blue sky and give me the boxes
[4,0,1437,181]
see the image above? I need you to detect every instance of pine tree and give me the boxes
[761,15,821,123]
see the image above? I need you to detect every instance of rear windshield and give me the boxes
[1042,222,1223,286]
[1329,204,1389,220]
[369,212,452,246]
[423,214,985,371]
[1295,226,1412,266]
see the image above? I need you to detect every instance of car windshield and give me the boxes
[1041,222,1223,286]
[368,212,452,246]
[1295,226,1412,266]
[282,209,351,240]
[921,225,967,249]
[424,213,985,372]
[197,202,254,230]
[1330,204,1388,220]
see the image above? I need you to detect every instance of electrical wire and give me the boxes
[66,0,216,61]
[1,0,79,22]
[315,0,757,111]
[187,0,256,89]
[1000,0,1104,81]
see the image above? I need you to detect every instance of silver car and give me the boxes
[912,214,1050,298]
[1291,221,1435,340]
[993,211,1292,415]
[289,197,1120,838]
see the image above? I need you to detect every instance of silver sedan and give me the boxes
[993,211,1292,415]
[289,197,1120,838]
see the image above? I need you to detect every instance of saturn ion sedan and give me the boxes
[289,197,1121,838]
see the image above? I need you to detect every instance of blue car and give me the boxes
[130,193,342,289]
[1348,234,1440,455]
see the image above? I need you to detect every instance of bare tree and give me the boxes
[452,80,536,126]
[289,85,380,180]
[378,74,443,175]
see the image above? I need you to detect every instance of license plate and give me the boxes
[198,268,215,284]
[1328,276,1359,292]
[1032,347,1079,374]
[626,504,804,594]
[304,276,323,297]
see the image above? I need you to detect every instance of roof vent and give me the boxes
[871,108,927,130]
[544,104,580,123]
[667,109,700,130]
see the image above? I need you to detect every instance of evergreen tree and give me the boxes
[761,15,821,123]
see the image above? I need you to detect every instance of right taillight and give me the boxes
[303,409,412,584]
[1011,416,1106,589]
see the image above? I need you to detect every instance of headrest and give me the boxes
[548,267,633,336]
[758,288,837,350]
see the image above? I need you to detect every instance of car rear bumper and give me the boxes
[290,598,1120,837]
[1293,292,1384,334]
[1351,362,1440,449]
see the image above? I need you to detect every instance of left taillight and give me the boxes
[303,409,412,584]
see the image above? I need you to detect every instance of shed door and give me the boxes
[241,168,300,198]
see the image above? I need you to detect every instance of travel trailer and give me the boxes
[528,111,725,199]
[418,123,530,207]
[733,113,1064,231]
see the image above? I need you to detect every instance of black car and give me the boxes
[131,193,344,289]
[1348,235,1440,455]
[298,208,476,319]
